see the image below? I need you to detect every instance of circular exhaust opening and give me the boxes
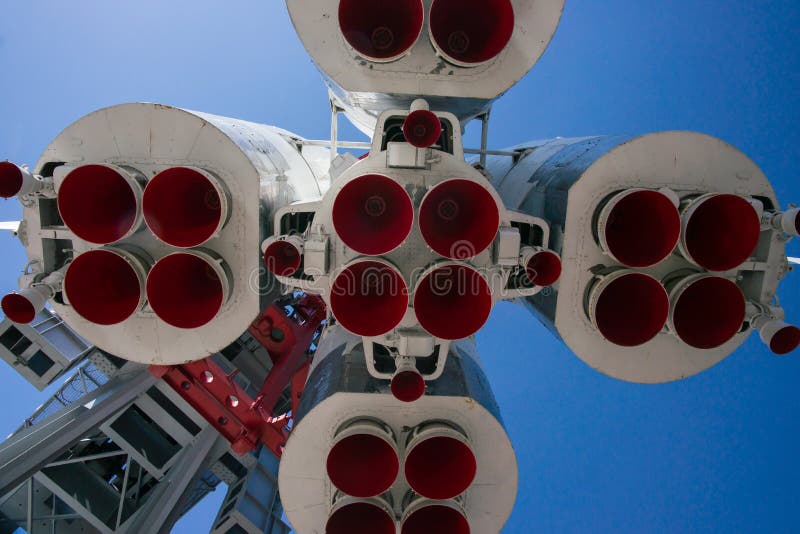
[402,504,470,534]
[146,252,228,329]
[525,250,562,287]
[338,0,424,62]
[1,293,36,324]
[405,435,477,500]
[414,264,492,340]
[403,110,442,148]
[770,325,800,355]
[590,271,669,347]
[599,189,680,267]
[326,501,395,534]
[391,370,425,402]
[58,165,140,245]
[0,162,23,198]
[65,249,145,325]
[143,167,226,248]
[327,433,399,497]
[682,194,761,271]
[429,0,515,66]
[671,275,745,349]
[330,260,408,337]
[333,174,413,256]
[419,179,499,259]
[263,240,302,277]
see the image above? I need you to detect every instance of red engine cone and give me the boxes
[332,174,413,256]
[338,0,424,62]
[429,0,515,66]
[419,179,499,259]
[143,167,228,248]
[58,164,141,244]
[330,260,408,337]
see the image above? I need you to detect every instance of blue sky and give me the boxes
[1,1,799,533]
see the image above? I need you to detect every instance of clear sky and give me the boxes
[1,1,799,533]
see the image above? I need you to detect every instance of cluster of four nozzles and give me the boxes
[267,171,560,341]
[587,188,800,353]
[338,0,515,67]
[1,163,233,330]
[325,420,475,534]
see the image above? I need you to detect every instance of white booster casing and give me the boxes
[285,0,565,134]
[7,103,329,365]
[487,132,796,383]
[278,324,517,534]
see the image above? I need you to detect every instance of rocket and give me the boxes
[1,1,798,532]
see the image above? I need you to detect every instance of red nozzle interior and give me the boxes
[391,370,425,402]
[326,433,399,497]
[414,264,492,340]
[770,325,800,355]
[405,436,477,500]
[402,505,471,534]
[326,502,395,534]
[57,165,139,244]
[602,190,680,267]
[339,0,424,61]
[333,174,413,255]
[684,194,761,271]
[264,240,301,277]
[1,293,36,324]
[143,167,224,248]
[526,251,562,287]
[330,261,408,337]
[0,162,23,198]
[593,273,669,347]
[403,110,442,148]
[672,276,745,349]
[419,179,499,259]
[146,253,225,329]
[65,250,143,325]
[429,0,515,65]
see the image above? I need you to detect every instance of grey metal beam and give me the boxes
[0,368,157,496]
[121,426,221,534]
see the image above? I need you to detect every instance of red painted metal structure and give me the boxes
[150,293,326,456]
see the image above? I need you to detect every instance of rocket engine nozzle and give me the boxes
[143,167,229,248]
[403,110,443,148]
[524,249,562,287]
[597,189,681,267]
[402,502,471,534]
[757,319,800,355]
[326,500,395,534]
[263,237,302,277]
[413,263,492,340]
[64,249,147,326]
[330,260,408,337]
[429,0,515,66]
[146,250,230,329]
[57,164,142,245]
[1,286,50,324]
[667,274,745,349]
[404,425,477,500]
[419,179,499,259]
[390,369,426,403]
[333,174,414,256]
[680,193,761,271]
[338,0,424,62]
[0,162,43,199]
[326,422,399,498]
[588,271,669,347]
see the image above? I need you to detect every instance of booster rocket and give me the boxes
[1,1,798,532]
